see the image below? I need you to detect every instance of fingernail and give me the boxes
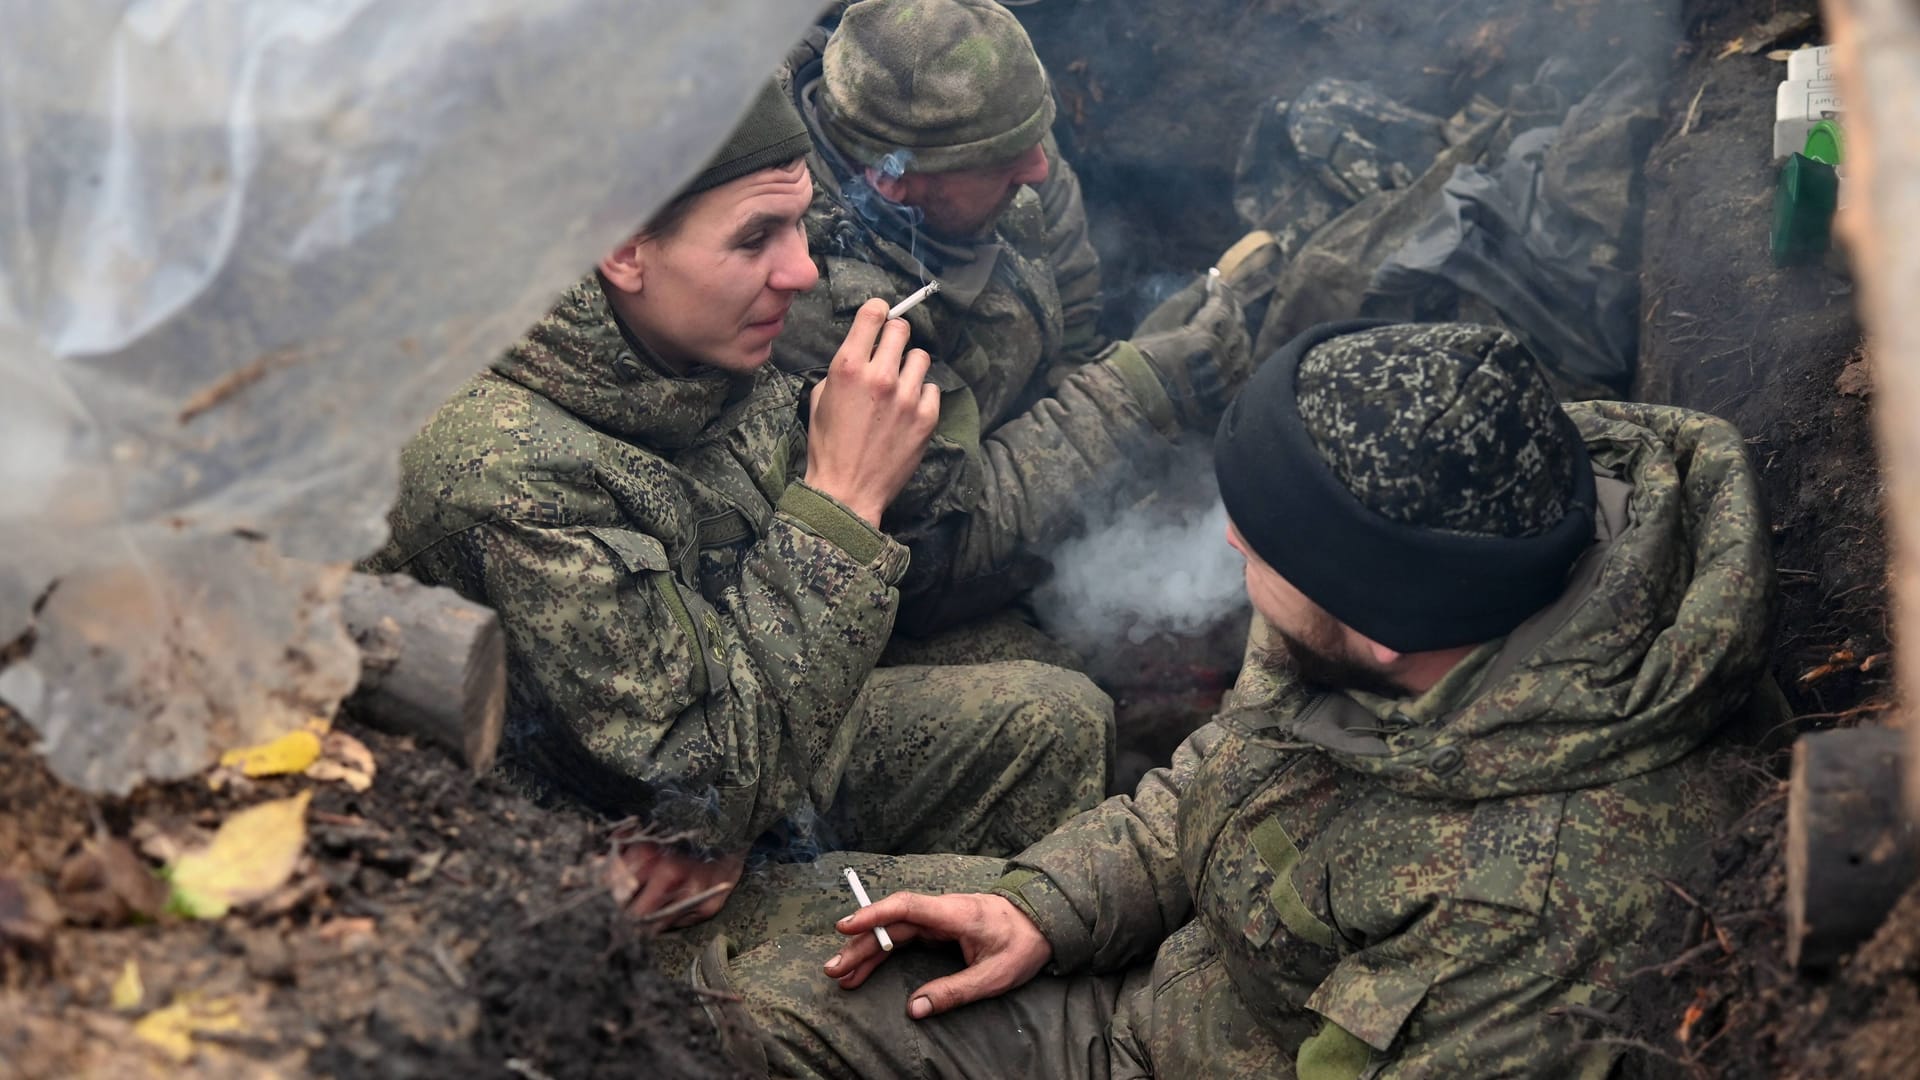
[837,915,852,927]
[825,953,843,972]
[909,996,932,1020]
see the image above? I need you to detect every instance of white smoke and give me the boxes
[1033,447,1248,661]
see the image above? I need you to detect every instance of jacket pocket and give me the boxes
[584,526,727,701]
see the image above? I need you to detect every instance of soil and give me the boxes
[0,709,739,1079]
[1617,0,1905,1076]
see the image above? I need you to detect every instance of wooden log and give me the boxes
[1786,726,1919,969]
[339,572,505,774]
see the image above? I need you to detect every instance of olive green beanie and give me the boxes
[683,79,812,195]
[821,0,1056,174]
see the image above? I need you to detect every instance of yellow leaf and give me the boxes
[111,959,145,1010]
[133,994,243,1063]
[218,729,323,777]
[166,791,312,919]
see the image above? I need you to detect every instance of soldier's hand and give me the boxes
[609,840,745,930]
[1128,272,1253,429]
[822,891,1052,1019]
[804,298,941,526]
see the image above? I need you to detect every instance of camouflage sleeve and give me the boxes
[989,718,1223,974]
[1036,133,1108,366]
[470,483,906,853]
[887,348,1180,635]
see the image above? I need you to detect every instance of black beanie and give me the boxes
[683,80,813,196]
[1214,320,1597,652]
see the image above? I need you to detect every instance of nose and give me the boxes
[768,225,820,294]
[1011,143,1050,187]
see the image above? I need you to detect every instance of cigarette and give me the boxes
[1208,266,1221,279]
[843,867,894,952]
[887,281,941,319]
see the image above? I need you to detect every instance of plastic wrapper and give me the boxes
[0,0,821,792]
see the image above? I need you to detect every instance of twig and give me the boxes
[1625,938,1726,980]
[690,986,743,1004]
[430,941,467,990]
[1792,701,1896,723]
[1680,81,1709,137]
[633,883,733,925]
[519,886,603,931]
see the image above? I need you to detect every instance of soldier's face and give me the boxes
[1226,519,1406,697]
[608,160,820,374]
[889,142,1050,239]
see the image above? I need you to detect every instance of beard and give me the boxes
[1275,622,1407,699]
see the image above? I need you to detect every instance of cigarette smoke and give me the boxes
[1032,443,1247,668]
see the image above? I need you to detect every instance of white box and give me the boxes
[1774,78,1844,159]
[1786,45,1836,83]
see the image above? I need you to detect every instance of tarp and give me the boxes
[0,0,822,792]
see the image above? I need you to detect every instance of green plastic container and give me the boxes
[1803,120,1845,166]
[1771,152,1840,266]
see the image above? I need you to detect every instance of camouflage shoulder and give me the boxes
[392,372,627,538]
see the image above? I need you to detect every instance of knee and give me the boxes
[999,663,1114,753]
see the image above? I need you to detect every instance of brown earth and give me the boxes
[0,710,740,1079]
[1619,0,1908,1076]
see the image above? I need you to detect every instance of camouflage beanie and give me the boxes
[820,0,1056,173]
[682,79,812,196]
[1214,320,1597,652]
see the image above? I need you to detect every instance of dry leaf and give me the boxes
[165,791,312,919]
[1837,360,1873,398]
[57,837,169,924]
[0,872,62,950]
[133,993,244,1063]
[305,731,377,792]
[111,959,145,1010]
[219,729,324,778]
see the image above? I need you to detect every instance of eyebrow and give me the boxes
[728,212,797,245]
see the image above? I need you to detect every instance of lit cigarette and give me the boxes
[843,867,894,952]
[887,281,941,319]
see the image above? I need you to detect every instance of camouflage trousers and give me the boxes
[648,661,1112,972]
[679,853,1290,1079]
[878,607,1085,672]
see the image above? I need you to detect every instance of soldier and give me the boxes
[687,321,1777,1077]
[372,82,1113,928]
[779,0,1252,656]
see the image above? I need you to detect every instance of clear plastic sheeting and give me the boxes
[0,0,820,792]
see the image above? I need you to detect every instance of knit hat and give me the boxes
[683,79,813,196]
[1215,321,1596,652]
[820,0,1055,173]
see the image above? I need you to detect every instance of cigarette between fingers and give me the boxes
[844,868,894,952]
[888,281,941,320]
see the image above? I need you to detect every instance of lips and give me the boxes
[745,302,792,334]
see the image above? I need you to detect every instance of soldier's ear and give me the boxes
[599,235,648,295]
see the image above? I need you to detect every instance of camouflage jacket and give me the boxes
[370,278,908,852]
[777,60,1180,635]
[995,402,1775,1077]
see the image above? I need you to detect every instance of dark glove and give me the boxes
[1129,273,1253,428]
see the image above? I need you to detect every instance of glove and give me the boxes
[1129,273,1253,429]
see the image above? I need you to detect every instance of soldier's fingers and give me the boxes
[627,858,687,919]
[841,891,968,937]
[915,381,941,429]
[868,316,911,377]
[834,299,891,371]
[905,953,1025,1019]
[898,348,932,399]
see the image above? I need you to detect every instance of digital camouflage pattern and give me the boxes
[782,32,1191,638]
[820,0,1055,174]
[701,400,1775,1078]
[370,276,1111,854]
[1296,323,1580,537]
